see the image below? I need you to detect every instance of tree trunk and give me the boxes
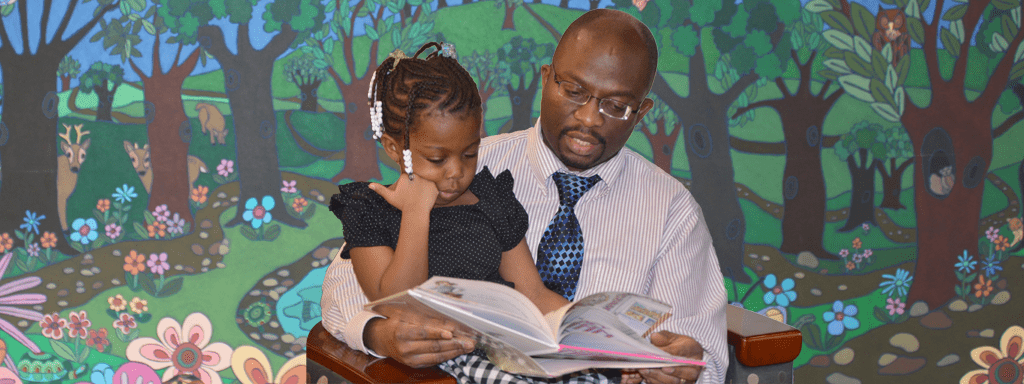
[654,47,750,283]
[879,158,913,210]
[94,81,114,122]
[559,0,569,7]
[502,3,517,30]
[332,75,381,183]
[438,0,448,8]
[506,73,540,132]
[776,116,831,258]
[589,0,600,10]
[641,119,682,174]
[839,150,879,232]
[0,58,77,255]
[299,81,320,112]
[60,75,71,92]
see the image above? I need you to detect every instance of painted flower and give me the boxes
[862,249,872,259]
[981,255,1003,277]
[761,274,797,307]
[242,300,273,328]
[974,275,994,298]
[0,365,23,384]
[217,159,234,177]
[39,312,67,340]
[114,362,161,384]
[191,185,208,204]
[846,261,855,271]
[281,180,297,193]
[862,222,870,233]
[631,0,648,12]
[0,233,11,253]
[230,345,306,384]
[292,197,308,213]
[130,297,148,314]
[67,310,92,339]
[40,232,57,249]
[26,243,40,258]
[839,249,849,258]
[96,199,110,213]
[152,204,170,223]
[822,300,859,336]
[108,294,127,312]
[880,268,913,298]
[147,221,167,238]
[0,252,45,353]
[113,184,138,204]
[994,235,1010,252]
[243,195,276,229]
[124,250,146,275]
[986,226,1000,242]
[853,253,864,263]
[960,325,1024,384]
[852,237,862,250]
[87,328,110,353]
[126,312,233,384]
[166,213,185,236]
[70,218,99,245]
[146,253,169,276]
[86,362,114,384]
[114,313,138,335]
[956,250,977,273]
[19,211,45,235]
[105,223,121,240]
[885,297,905,316]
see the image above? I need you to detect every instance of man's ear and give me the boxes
[633,97,656,126]
[379,134,403,166]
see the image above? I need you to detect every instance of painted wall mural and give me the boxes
[0,0,1022,383]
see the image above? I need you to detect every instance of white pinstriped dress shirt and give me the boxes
[320,122,729,383]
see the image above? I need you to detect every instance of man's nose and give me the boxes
[574,97,604,128]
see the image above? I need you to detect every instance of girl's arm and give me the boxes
[349,205,432,301]
[499,239,571,314]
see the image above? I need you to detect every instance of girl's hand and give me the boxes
[369,174,438,213]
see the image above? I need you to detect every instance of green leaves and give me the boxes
[907,16,925,44]
[850,3,876,41]
[839,74,874,103]
[805,0,835,13]
[821,11,854,36]
[994,0,1021,10]
[943,3,968,21]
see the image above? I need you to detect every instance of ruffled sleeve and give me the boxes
[329,182,391,259]
[471,167,529,252]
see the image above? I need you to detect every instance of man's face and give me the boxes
[538,29,653,172]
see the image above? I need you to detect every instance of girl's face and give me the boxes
[384,110,482,207]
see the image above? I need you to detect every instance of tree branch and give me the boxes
[152,20,163,76]
[0,17,15,56]
[173,42,183,69]
[56,1,118,54]
[41,0,53,45]
[521,3,561,42]
[18,0,29,53]
[722,72,759,103]
[823,85,845,106]
[817,79,834,100]
[878,158,893,179]
[896,157,914,174]
[775,76,792,99]
[54,0,82,43]
[170,46,200,79]
[128,58,147,80]
[237,22,251,57]
[981,21,1024,107]
[732,99,781,119]
[951,0,991,88]
[260,24,296,59]
[730,136,786,155]
[993,110,1024,139]
[343,0,367,79]
[923,0,944,90]
[197,25,234,63]
[796,49,816,96]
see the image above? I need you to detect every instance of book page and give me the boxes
[531,358,682,378]
[551,309,679,360]
[419,277,552,335]
[559,292,672,338]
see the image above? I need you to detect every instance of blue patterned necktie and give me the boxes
[536,172,602,301]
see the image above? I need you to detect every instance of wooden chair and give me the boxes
[307,297,801,384]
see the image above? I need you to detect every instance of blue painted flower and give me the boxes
[981,254,1003,277]
[822,300,859,336]
[762,274,797,307]
[955,250,976,273]
[113,184,137,203]
[70,218,99,245]
[89,362,114,384]
[19,210,46,235]
[879,268,913,298]
[243,195,276,229]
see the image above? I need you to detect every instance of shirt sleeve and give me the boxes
[474,167,530,252]
[320,247,386,358]
[329,183,391,258]
[646,191,729,384]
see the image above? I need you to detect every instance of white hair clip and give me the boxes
[368,71,384,141]
[439,42,457,60]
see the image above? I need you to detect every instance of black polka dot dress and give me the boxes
[329,166,528,288]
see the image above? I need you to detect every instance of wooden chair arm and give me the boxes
[725,305,802,367]
[306,322,456,384]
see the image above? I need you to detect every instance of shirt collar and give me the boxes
[526,120,626,193]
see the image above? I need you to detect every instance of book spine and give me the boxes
[556,345,706,366]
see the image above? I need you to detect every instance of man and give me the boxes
[321,9,728,384]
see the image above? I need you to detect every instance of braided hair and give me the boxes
[368,42,482,159]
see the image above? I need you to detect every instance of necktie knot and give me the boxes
[552,172,601,208]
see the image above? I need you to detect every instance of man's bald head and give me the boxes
[556,9,658,94]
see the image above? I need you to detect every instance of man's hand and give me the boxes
[638,330,705,384]
[364,304,476,368]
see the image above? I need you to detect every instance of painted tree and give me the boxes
[833,121,884,232]
[285,54,327,112]
[0,0,119,254]
[731,6,845,258]
[877,124,914,210]
[58,55,82,92]
[79,62,125,122]
[464,50,509,137]
[613,0,793,281]
[807,0,1024,308]
[498,36,553,132]
[191,0,326,228]
[496,0,521,30]
[301,0,436,183]
[636,97,680,174]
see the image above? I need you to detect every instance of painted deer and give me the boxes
[58,124,91,231]
[123,141,208,193]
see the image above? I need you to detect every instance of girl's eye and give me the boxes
[428,158,445,164]
[465,153,477,158]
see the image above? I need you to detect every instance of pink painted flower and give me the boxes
[985,226,999,242]
[0,252,45,353]
[115,313,138,335]
[105,223,122,239]
[0,365,24,384]
[114,362,162,384]
[231,345,306,384]
[863,249,873,259]
[39,312,67,340]
[839,249,849,258]
[146,253,169,276]
[126,312,233,384]
[152,204,170,224]
[885,297,905,316]
[862,222,870,233]
[632,0,648,11]
[26,243,40,258]
[853,253,864,263]
[216,159,234,177]
[66,310,91,339]
[281,180,297,194]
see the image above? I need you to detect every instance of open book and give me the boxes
[365,276,705,377]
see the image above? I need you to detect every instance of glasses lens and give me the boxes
[558,82,589,105]
[600,99,631,120]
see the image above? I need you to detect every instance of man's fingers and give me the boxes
[393,338,475,368]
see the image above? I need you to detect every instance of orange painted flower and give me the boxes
[852,237,862,250]
[846,261,855,271]
[124,250,146,276]
[974,275,993,298]
[40,231,57,249]
[994,235,1009,252]
[292,197,308,213]
[108,294,127,312]
[191,185,209,204]
[129,297,148,314]
[87,328,110,353]
[96,199,110,213]
[147,221,167,238]
[0,233,11,252]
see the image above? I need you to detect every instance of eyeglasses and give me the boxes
[550,66,640,120]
